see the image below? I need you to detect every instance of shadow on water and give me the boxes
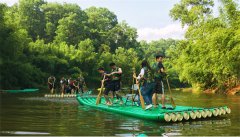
[0,90,239,136]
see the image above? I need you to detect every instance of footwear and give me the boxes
[106,102,112,106]
[119,101,123,105]
[145,104,153,110]
[161,106,166,109]
[113,99,119,104]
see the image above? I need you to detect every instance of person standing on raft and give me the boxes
[48,76,56,94]
[152,55,167,109]
[97,67,113,106]
[108,63,123,105]
[133,60,155,110]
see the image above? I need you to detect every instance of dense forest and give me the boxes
[0,0,239,94]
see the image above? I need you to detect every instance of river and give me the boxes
[0,90,239,136]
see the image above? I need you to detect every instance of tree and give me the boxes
[169,0,240,91]
[85,7,118,50]
[169,0,214,26]
[18,0,46,41]
[107,21,138,52]
[54,11,88,46]
[42,3,88,43]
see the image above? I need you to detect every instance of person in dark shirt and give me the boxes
[98,67,113,105]
[152,55,166,109]
[76,75,86,94]
[108,63,123,105]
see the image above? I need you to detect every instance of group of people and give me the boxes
[48,75,86,95]
[97,63,123,105]
[97,55,167,110]
[47,55,167,110]
[133,55,166,110]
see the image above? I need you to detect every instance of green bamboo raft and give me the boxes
[2,88,39,93]
[76,95,231,122]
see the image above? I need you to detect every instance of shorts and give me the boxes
[48,83,53,89]
[70,85,75,90]
[111,80,121,92]
[104,82,112,95]
[153,78,164,94]
[65,86,71,93]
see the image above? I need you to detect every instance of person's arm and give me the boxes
[73,81,77,87]
[101,75,106,84]
[111,68,122,75]
[137,68,144,80]
[158,63,165,73]
[104,73,112,76]
[133,68,144,79]
[158,63,167,76]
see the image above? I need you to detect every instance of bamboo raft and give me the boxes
[44,90,92,98]
[76,95,231,122]
[44,94,77,98]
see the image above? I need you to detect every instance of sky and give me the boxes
[1,0,223,42]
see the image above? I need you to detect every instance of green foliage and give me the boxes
[0,0,193,90]
[107,21,139,52]
[169,0,240,91]
[170,0,214,26]
[18,0,46,41]
[112,47,139,85]
[55,12,88,45]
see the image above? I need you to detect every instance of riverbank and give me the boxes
[174,85,240,95]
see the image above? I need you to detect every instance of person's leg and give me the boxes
[153,79,163,107]
[104,86,111,105]
[160,81,166,108]
[141,84,151,105]
[61,85,64,96]
[71,86,74,94]
[80,86,84,94]
[49,83,53,94]
[148,82,155,105]
[113,80,122,104]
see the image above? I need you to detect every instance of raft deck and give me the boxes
[76,95,231,122]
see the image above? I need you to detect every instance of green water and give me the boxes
[0,91,239,136]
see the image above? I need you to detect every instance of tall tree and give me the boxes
[169,0,240,91]
[54,11,88,46]
[18,0,46,41]
[85,7,118,50]
[107,21,138,52]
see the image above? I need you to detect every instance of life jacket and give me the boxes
[111,67,121,81]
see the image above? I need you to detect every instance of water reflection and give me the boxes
[1,131,50,135]
[0,91,239,136]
